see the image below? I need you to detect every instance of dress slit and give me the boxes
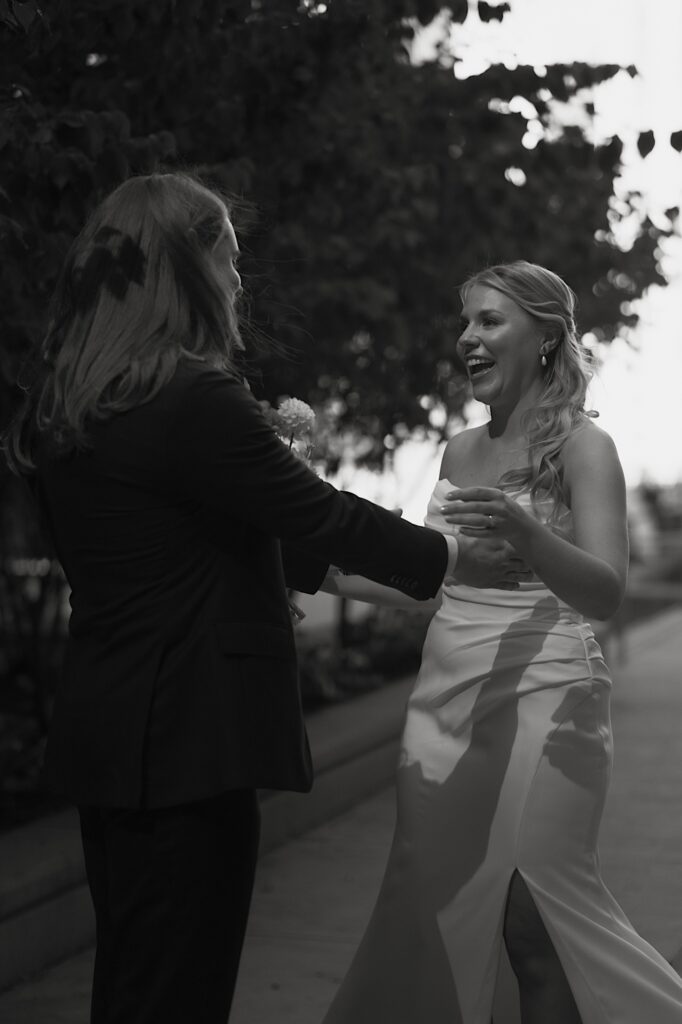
[503,868,589,1022]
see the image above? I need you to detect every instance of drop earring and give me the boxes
[541,352,547,368]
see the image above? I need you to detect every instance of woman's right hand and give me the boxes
[453,533,533,590]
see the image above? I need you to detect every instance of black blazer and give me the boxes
[36,362,447,808]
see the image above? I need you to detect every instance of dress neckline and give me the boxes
[435,478,571,520]
[437,477,528,500]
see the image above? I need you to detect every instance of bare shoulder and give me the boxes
[562,419,624,498]
[562,419,620,469]
[440,425,487,479]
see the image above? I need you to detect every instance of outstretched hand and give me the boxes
[452,533,532,590]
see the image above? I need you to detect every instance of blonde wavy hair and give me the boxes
[460,260,595,521]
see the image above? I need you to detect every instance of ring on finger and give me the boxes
[487,514,495,529]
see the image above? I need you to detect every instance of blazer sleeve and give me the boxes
[169,367,447,601]
[280,541,328,596]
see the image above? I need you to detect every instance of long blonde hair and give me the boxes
[460,260,595,519]
[6,172,242,472]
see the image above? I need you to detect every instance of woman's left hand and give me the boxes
[441,487,534,548]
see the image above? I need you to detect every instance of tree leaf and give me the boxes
[637,130,655,158]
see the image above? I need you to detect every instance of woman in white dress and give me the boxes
[320,261,682,1023]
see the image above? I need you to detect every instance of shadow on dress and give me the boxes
[324,595,562,1024]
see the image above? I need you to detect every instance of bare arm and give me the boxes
[442,424,629,620]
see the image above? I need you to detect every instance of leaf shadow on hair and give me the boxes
[72,227,146,311]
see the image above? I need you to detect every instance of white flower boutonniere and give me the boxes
[275,397,316,437]
[265,397,316,459]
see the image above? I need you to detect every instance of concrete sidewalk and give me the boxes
[1,608,682,1023]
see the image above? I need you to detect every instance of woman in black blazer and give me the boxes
[5,173,518,1023]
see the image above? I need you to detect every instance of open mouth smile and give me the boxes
[466,357,496,380]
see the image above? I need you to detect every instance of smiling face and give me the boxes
[457,284,547,409]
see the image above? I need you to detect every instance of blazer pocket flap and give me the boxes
[216,622,296,659]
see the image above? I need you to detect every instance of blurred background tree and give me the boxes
[1,0,675,464]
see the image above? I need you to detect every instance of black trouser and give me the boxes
[79,790,260,1024]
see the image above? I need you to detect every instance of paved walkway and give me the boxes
[1,608,682,1023]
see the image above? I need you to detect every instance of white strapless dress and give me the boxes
[322,479,682,1023]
